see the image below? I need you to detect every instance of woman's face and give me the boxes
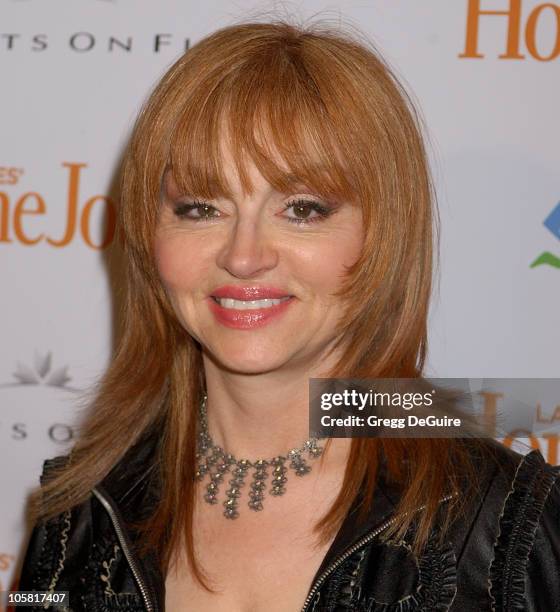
[154,141,364,375]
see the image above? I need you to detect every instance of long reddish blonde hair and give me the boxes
[31,18,482,590]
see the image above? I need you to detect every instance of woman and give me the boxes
[18,19,559,611]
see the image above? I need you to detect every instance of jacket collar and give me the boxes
[96,430,511,611]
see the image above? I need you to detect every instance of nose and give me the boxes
[216,217,279,279]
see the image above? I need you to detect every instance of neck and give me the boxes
[199,351,351,471]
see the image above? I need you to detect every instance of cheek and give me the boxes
[342,231,364,266]
[153,234,202,293]
[292,231,362,295]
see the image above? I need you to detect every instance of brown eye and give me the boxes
[283,199,334,225]
[173,200,220,220]
[291,203,313,218]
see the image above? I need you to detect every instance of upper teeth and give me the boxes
[215,297,290,310]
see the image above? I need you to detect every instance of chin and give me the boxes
[204,343,292,375]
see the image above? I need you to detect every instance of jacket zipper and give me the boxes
[93,486,455,612]
[299,493,456,612]
[92,488,156,612]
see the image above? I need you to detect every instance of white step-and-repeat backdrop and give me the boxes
[1,0,559,597]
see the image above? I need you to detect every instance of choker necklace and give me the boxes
[195,394,325,519]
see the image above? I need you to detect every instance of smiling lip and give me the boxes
[211,286,293,300]
[208,285,295,329]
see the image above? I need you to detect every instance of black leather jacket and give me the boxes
[18,434,560,612]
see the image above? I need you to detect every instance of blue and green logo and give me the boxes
[530,202,560,269]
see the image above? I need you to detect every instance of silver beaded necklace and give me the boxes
[195,394,325,519]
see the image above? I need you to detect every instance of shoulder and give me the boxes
[39,453,72,484]
[472,440,559,532]
[18,454,93,593]
[19,446,158,589]
[457,438,557,508]
[465,441,560,610]
[490,446,560,609]
[433,440,560,610]
[461,439,559,552]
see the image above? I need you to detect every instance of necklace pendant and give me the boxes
[223,460,249,519]
[204,478,219,504]
[195,462,209,481]
[223,497,239,519]
[290,453,312,477]
[203,454,230,506]
[248,460,268,511]
[307,439,323,458]
[270,457,288,496]
[196,395,325,518]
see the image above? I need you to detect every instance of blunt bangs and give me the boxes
[164,38,361,206]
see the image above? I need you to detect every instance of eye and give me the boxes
[173,200,221,221]
[283,198,334,225]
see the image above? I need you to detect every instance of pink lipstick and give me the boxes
[208,285,295,329]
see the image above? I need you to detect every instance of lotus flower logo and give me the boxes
[530,202,560,269]
[0,352,79,392]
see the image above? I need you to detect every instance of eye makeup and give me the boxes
[172,197,338,225]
